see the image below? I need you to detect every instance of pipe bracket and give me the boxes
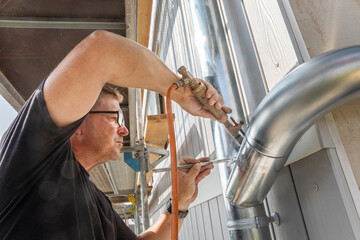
[227,212,280,230]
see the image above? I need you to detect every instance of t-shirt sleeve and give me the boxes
[116,215,137,240]
[0,80,85,189]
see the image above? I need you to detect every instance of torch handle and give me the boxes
[178,66,228,123]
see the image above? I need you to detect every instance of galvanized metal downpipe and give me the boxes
[226,46,360,207]
[188,0,273,239]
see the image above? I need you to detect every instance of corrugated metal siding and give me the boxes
[147,0,227,237]
[179,195,230,240]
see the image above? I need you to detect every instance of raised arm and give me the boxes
[44,30,180,127]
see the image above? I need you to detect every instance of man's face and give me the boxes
[80,94,128,162]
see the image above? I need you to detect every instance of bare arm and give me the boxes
[44,30,180,127]
[136,157,213,240]
[44,30,230,127]
[136,211,184,240]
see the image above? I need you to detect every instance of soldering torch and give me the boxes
[177,66,245,144]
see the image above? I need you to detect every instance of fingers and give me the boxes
[196,108,216,121]
[199,164,214,173]
[186,163,201,182]
[199,79,233,113]
[177,156,214,208]
[179,157,209,165]
[178,157,214,178]
[195,169,212,184]
[201,80,223,109]
[222,106,232,114]
[179,157,211,173]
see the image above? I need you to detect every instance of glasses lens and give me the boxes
[118,111,125,127]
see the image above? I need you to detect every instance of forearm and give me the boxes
[93,30,182,99]
[44,30,182,127]
[136,211,184,240]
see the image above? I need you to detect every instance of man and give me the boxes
[0,30,231,239]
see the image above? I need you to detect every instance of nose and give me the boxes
[117,124,129,136]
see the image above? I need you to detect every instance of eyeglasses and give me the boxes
[88,111,125,127]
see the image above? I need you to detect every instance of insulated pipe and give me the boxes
[227,46,360,207]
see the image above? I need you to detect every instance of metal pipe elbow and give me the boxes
[227,46,360,207]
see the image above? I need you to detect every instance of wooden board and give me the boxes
[137,0,153,47]
[144,114,171,148]
[143,114,173,184]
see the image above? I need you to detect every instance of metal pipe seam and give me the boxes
[227,46,360,207]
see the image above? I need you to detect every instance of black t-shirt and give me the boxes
[0,81,137,240]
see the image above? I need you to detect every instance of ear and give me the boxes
[74,128,82,136]
[74,121,85,136]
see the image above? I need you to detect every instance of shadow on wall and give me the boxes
[177,124,206,158]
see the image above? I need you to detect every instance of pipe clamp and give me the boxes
[227,213,280,230]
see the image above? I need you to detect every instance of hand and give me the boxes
[177,157,214,211]
[174,79,232,120]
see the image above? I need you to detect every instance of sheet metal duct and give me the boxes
[227,46,360,207]
[188,0,272,239]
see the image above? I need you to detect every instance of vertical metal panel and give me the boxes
[190,208,200,239]
[318,117,360,239]
[179,217,187,240]
[148,1,231,239]
[204,119,215,155]
[216,195,231,240]
[179,217,188,240]
[291,150,356,240]
[184,112,195,157]
[266,166,308,240]
[209,198,224,240]
[243,0,302,91]
[201,202,215,240]
[202,121,211,157]
[192,116,207,158]
[172,9,197,158]
[175,104,189,158]
[217,0,266,118]
[178,227,183,239]
[179,226,184,240]
[185,214,194,240]
[195,205,207,240]
[327,149,360,239]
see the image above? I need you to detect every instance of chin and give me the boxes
[110,150,122,160]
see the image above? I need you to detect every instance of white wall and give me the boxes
[289,0,360,203]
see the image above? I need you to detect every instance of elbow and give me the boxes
[86,30,111,46]
[89,30,109,39]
